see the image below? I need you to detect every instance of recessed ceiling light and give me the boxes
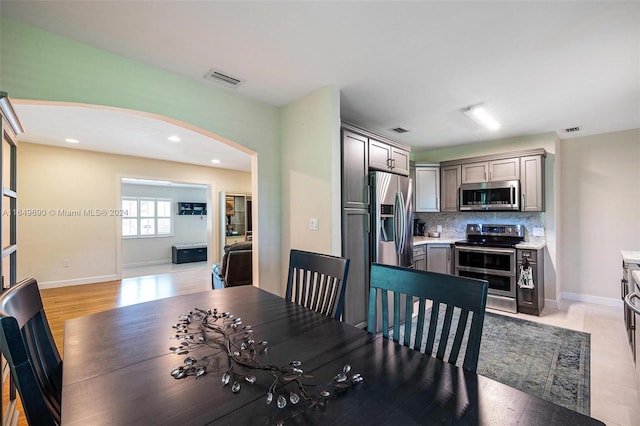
[65,138,79,144]
[463,105,501,130]
[168,135,181,142]
[211,159,221,164]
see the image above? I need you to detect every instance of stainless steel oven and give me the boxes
[454,224,523,313]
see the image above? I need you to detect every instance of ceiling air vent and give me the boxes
[390,127,410,134]
[563,126,581,133]
[203,69,244,88]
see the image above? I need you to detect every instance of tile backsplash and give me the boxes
[413,211,546,241]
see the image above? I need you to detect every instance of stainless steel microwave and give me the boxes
[459,180,520,211]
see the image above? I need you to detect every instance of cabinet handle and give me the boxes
[387,158,392,168]
[522,193,526,208]
[436,197,439,210]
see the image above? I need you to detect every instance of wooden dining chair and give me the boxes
[368,263,488,373]
[286,249,350,320]
[0,277,62,426]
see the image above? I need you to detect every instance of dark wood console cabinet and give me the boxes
[172,245,207,264]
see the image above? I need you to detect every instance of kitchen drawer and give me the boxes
[517,249,537,263]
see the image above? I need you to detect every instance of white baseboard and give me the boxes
[560,291,623,307]
[38,274,119,289]
[122,260,171,268]
[544,298,559,309]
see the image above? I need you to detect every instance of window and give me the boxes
[122,197,172,238]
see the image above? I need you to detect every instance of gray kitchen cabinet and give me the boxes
[427,244,452,274]
[369,139,410,176]
[342,208,370,328]
[440,165,461,212]
[412,245,427,270]
[520,154,545,212]
[415,165,440,212]
[342,130,369,209]
[461,158,519,183]
[516,248,545,315]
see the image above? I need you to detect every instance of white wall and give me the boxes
[17,142,251,287]
[121,183,208,267]
[559,128,640,303]
[280,86,341,294]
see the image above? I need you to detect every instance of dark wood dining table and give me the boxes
[61,286,604,425]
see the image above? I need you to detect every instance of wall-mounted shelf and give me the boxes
[178,202,207,215]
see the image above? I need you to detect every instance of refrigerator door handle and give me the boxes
[394,191,406,255]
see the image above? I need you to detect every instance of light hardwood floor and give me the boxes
[6,270,639,426]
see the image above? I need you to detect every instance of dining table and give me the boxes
[61,285,604,425]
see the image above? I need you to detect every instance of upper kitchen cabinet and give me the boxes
[415,165,440,212]
[440,148,545,212]
[461,158,520,184]
[342,130,369,209]
[369,139,410,176]
[440,165,461,212]
[520,154,545,211]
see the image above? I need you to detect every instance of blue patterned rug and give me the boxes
[399,310,590,415]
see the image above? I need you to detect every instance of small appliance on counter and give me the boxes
[413,219,426,236]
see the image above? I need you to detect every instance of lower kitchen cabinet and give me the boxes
[516,248,545,316]
[413,245,427,270]
[342,208,370,328]
[427,244,452,274]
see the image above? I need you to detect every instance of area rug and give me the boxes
[397,310,590,415]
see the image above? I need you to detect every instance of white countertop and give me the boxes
[412,237,546,250]
[621,250,640,265]
[413,236,461,245]
[515,241,546,250]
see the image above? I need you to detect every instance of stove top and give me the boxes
[456,224,525,248]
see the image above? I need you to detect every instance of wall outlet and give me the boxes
[532,227,545,237]
[436,225,443,232]
[63,259,70,267]
[309,217,319,231]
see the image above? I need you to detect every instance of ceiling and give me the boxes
[2,1,639,169]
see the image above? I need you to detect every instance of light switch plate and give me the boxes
[532,227,544,237]
[309,217,319,231]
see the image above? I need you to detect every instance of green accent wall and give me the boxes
[0,18,290,294]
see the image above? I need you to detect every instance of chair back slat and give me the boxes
[368,263,488,373]
[0,277,62,425]
[413,298,426,351]
[286,250,350,320]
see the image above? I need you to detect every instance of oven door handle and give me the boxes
[455,246,515,255]
[624,292,640,316]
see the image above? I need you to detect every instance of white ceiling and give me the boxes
[2,1,639,167]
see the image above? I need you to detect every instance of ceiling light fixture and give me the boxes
[211,159,221,164]
[168,135,181,142]
[65,138,79,144]
[463,105,501,131]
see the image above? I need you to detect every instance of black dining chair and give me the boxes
[285,249,350,320]
[0,277,62,426]
[368,263,488,373]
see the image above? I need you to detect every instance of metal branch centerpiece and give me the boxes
[169,307,363,410]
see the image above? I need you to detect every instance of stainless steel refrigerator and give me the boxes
[370,170,413,268]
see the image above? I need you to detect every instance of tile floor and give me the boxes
[491,302,639,426]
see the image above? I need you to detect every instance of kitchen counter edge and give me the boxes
[413,237,460,246]
[621,250,640,265]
